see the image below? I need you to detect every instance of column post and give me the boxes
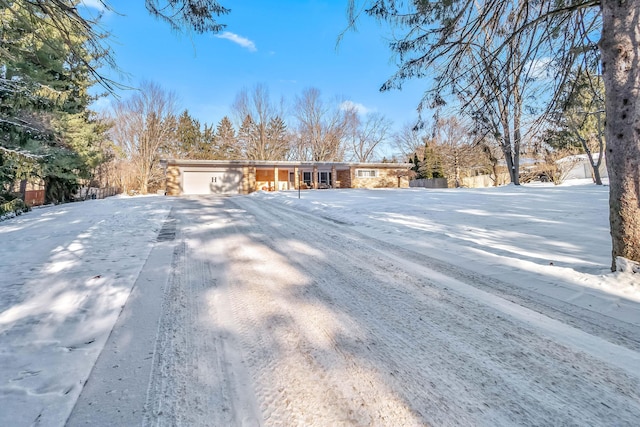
[313,165,318,189]
[274,166,279,191]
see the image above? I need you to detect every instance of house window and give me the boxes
[303,171,312,186]
[356,169,378,178]
[318,171,332,187]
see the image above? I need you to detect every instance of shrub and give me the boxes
[0,193,30,219]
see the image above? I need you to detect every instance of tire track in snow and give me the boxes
[218,208,419,426]
[143,196,640,426]
[228,196,640,426]
[143,199,261,426]
[257,193,640,352]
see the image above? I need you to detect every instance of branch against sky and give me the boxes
[293,88,353,162]
[1,1,230,93]
[345,1,600,129]
[347,112,392,162]
[232,84,290,160]
[144,0,230,34]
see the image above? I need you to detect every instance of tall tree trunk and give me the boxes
[600,0,640,269]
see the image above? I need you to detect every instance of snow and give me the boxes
[0,196,172,426]
[0,180,639,426]
[256,180,637,302]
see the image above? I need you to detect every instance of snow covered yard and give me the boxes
[1,181,639,426]
[258,181,639,307]
[0,196,173,426]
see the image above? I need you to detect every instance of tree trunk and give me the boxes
[600,0,640,270]
[590,155,604,186]
[591,113,606,186]
[500,131,519,185]
[581,138,604,186]
[454,149,461,187]
[492,161,500,186]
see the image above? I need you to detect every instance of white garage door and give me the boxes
[182,169,242,195]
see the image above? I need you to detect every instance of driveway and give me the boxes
[67,195,640,426]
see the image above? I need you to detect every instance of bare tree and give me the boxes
[232,84,289,160]
[347,112,393,162]
[477,140,503,187]
[392,122,429,161]
[346,1,582,185]
[110,81,178,194]
[292,88,353,161]
[432,117,483,187]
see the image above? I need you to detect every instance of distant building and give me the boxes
[558,154,608,180]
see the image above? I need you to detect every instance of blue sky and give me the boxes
[84,1,428,149]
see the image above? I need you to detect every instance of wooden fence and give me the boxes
[75,187,120,200]
[409,178,449,189]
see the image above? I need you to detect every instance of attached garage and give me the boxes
[181,168,242,195]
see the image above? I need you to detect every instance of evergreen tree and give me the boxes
[419,142,444,179]
[175,110,208,159]
[409,153,422,178]
[0,1,109,202]
[214,116,238,159]
[237,115,257,160]
[265,116,290,160]
[201,123,216,159]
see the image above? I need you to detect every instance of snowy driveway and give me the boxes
[2,187,640,426]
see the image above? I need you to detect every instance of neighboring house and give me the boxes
[558,154,609,180]
[162,160,411,195]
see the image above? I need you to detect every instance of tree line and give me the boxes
[106,82,399,194]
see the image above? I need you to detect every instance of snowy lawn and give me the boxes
[254,180,639,310]
[0,196,172,426]
[0,180,638,426]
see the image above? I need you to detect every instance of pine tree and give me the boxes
[175,110,207,159]
[214,116,238,160]
[265,116,290,160]
[201,123,216,159]
[0,1,109,202]
[419,142,444,179]
[409,153,422,178]
[237,115,258,160]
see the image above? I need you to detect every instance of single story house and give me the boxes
[162,159,412,195]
